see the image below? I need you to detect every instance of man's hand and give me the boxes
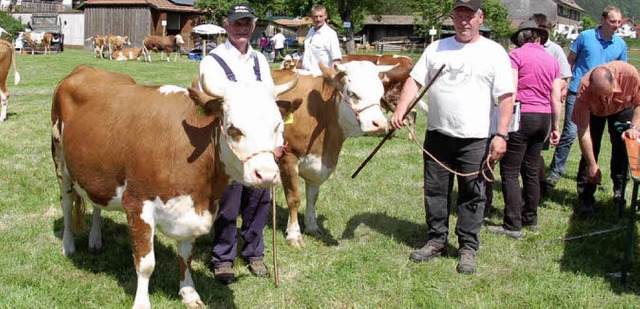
[623,128,640,140]
[549,130,560,146]
[391,109,406,130]
[489,136,507,163]
[587,163,602,184]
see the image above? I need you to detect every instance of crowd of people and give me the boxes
[198,0,640,284]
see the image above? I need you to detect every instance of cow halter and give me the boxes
[337,86,381,123]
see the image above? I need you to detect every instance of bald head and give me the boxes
[589,67,614,97]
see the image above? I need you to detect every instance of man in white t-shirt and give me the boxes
[270,29,286,62]
[391,0,515,275]
[300,4,342,76]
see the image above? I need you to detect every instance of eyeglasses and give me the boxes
[451,13,477,21]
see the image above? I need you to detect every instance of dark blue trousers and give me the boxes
[211,183,271,267]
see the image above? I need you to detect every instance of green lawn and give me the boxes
[0,48,639,308]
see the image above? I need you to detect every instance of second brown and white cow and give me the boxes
[0,39,21,122]
[272,61,394,247]
[51,65,297,308]
[106,35,131,60]
[342,54,422,139]
[21,31,53,55]
[142,34,184,62]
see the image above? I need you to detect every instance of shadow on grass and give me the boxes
[266,202,340,247]
[557,200,640,295]
[340,211,428,249]
[53,215,237,308]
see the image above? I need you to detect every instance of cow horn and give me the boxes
[199,72,226,98]
[377,63,399,73]
[273,74,299,97]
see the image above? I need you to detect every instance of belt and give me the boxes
[569,90,577,95]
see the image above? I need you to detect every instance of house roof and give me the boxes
[621,17,637,26]
[556,0,585,12]
[364,15,417,26]
[81,0,201,12]
[272,17,312,27]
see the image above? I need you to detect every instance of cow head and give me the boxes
[321,61,392,136]
[194,73,298,187]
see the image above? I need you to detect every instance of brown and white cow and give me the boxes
[51,65,297,308]
[112,48,143,61]
[0,39,21,122]
[272,61,394,247]
[341,54,424,139]
[86,35,108,58]
[21,31,53,55]
[106,35,131,60]
[142,34,185,62]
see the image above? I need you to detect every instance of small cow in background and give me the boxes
[106,35,131,60]
[142,34,184,62]
[111,48,143,61]
[20,31,53,55]
[0,39,21,122]
[85,35,108,59]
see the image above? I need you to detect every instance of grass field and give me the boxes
[0,48,639,308]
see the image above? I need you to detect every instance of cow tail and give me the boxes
[72,193,86,231]
[11,46,20,85]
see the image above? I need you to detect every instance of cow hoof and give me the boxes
[286,238,306,248]
[184,300,205,309]
[305,229,323,238]
[88,246,102,255]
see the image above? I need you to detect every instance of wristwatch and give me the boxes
[495,132,509,141]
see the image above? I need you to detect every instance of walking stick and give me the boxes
[271,186,279,287]
[351,64,446,178]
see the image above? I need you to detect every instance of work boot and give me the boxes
[212,264,235,285]
[456,249,477,275]
[248,260,268,277]
[487,225,523,240]
[409,243,444,263]
[545,174,559,188]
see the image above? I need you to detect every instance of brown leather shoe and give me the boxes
[213,264,235,285]
[248,260,268,277]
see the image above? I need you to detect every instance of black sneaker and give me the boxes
[457,249,477,275]
[213,264,235,285]
[578,202,595,218]
[409,244,444,263]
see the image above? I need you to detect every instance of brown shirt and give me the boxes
[572,61,640,128]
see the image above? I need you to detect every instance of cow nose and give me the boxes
[253,168,280,186]
[372,119,388,132]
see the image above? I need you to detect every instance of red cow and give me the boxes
[0,39,20,122]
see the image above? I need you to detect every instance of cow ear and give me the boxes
[188,87,223,115]
[276,98,302,120]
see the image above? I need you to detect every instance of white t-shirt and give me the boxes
[411,36,514,138]
[301,23,342,76]
[199,40,274,88]
[271,33,286,49]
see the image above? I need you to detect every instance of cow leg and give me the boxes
[0,91,7,122]
[60,179,78,256]
[280,156,305,247]
[177,239,204,308]
[303,182,322,236]
[126,199,155,309]
[88,207,102,253]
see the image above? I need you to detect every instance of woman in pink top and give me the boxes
[488,20,562,239]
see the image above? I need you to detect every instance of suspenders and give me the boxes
[209,52,262,82]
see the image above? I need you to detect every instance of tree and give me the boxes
[581,15,598,31]
[0,11,25,38]
[480,0,511,47]
[334,0,399,54]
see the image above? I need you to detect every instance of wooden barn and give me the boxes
[81,0,203,50]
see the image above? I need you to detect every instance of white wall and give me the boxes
[12,12,85,47]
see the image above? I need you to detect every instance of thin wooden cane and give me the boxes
[351,64,446,178]
[271,186,279,287]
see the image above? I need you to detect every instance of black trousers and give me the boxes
[500,113,550,231]
[577,107,633,206]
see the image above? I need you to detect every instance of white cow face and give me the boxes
[334,61,391,137]
[199,75,297,187]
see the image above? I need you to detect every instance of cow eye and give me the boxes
[227,125,243,141]
[347,90,359,100]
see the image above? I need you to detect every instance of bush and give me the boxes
[0,11,25,38]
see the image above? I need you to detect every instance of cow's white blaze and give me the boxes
[216,81,283,187]
[335,61,389,136]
